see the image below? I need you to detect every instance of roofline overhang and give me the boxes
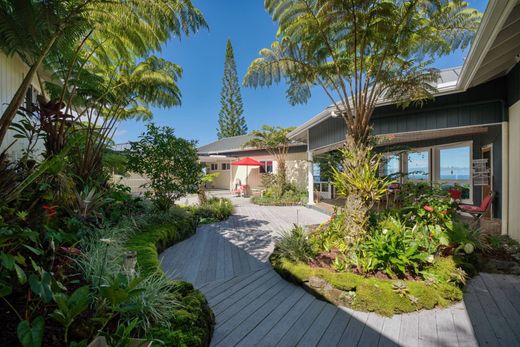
[457,0,519,91]
[197,142,307,156]
[287,75,461,141]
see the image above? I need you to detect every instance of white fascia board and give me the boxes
[458,0,518,90]
[287,106,335,139]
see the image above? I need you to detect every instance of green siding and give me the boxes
[308,77,507,151]
[507,62,520,106]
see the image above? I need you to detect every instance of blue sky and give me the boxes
[114,0,489,147]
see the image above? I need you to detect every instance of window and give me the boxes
[438,146,470,181]
[210,163,218,171]
[221,163,230,170]
[382,154,400,178]
[384,142,473,201]
[313,163,321,183]
[436,144,471,200]
[259,160,273,174]
[407,150,430,181]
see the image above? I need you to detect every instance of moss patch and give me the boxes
[126,210,214,346]
[272,258,464,316]
[250,195,305,206]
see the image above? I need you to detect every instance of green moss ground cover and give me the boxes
[272,257,464,316]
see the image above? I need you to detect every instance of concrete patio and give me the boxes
[161,194,520,346]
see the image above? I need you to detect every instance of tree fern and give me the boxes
[245,0,481,145]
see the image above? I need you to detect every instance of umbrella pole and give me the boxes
[245,165,248,197]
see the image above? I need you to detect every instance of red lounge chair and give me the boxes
[458,191,495,224]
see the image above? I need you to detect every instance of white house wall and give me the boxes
[205,152,308,191]
[0,51,43,158]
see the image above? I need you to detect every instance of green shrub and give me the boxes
[251,188,306,206]
[127,123,203,211]
[272,225,314,263]
[191,197,234,224]
[310,197,369,253]
[148,283,213,347]
[355,215,437,276]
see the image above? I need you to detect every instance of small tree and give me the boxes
[217,39,247,139]
[198,171,219,205]
[243,125,295,193]
[127,123,202,210]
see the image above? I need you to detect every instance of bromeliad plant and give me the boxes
[332,143,392,210]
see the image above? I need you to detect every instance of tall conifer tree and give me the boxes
[217,39,247,139]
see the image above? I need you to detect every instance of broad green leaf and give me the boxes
[17,316,44,347]
[14,263,27,284]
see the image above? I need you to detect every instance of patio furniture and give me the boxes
[234,184,249,197]
[458,191,495,225]
[385,182,401,208]
[231,157,261,197]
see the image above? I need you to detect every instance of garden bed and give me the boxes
[250,196,304,206]
[268,179,485,316]
[271,257,464,316]
[126,212,214,347]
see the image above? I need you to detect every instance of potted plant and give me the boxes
[448,184,462,201]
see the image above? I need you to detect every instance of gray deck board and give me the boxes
[338,309,369,346]
[436,308,457,347]
[418,308,438,347]
[212,278,288,345]
[317,307,351,347]
[258,295,315,346]
[214,273,281,320]
[297,304,337,347]
[399,312,419,347]
[471,276,519,346]
[211,270,275,310]
[160,193,520,347]
[379,315,401,347]
[277,298,327,346]
[358,313,385,347]
[236,286,306,346]
[451,302,479,347]
[215,282,295,346]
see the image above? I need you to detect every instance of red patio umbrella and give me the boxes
[231,157,261,187]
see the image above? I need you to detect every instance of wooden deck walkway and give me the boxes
[161,196,520,346]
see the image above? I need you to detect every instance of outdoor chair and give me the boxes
[385,182,401,209]
[458,191,495,225]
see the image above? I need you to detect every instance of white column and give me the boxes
[307,150,315,205]
[502,121,509,236]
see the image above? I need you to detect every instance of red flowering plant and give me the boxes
[42,204,58,218]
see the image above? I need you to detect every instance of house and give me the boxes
[288,0,520,240]
[198,133,308,192]
[0,51,46,159]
